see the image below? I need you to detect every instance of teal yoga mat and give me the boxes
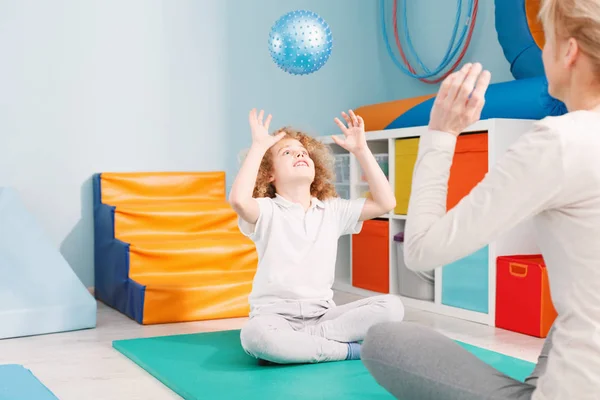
[0,364,58,400]
[113,329,535,400]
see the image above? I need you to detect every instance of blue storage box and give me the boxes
[441,245,489,313]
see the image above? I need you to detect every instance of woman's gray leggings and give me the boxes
[362,321,553,400]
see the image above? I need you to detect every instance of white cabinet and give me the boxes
[320,118,540,326]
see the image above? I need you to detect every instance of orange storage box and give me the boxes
[447,132,488,210]
[496,255,557,338]
[352,219,389,293]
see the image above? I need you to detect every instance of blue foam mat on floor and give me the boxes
[0,364,58,400]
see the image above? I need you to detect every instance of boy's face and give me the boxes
[269,138,315,186]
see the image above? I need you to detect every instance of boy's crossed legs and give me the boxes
[240,294,405,364]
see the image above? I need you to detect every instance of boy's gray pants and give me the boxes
[240,294,405,364]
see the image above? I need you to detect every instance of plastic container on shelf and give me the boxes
[334,154,350,184]
[336,184,350,199]
[359,153,389,182]
[393,232,435,301]
[357,188,372,199]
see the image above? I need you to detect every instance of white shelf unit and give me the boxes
[320,118,541,326]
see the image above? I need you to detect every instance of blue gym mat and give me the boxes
[0,364,58,400]
[113,329,536,400]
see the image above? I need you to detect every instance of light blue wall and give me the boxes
[224,0,515,189]
[0,0,516,288]
[0,0,230,287]
[377,0,514,99]
[223,0,392,188]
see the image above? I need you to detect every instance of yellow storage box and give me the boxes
[394,138,420,215]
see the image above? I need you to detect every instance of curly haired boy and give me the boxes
[229,108,405,365]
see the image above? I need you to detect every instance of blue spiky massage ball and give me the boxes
[268,10,333,76]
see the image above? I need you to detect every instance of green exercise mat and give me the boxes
[113,329,535,400]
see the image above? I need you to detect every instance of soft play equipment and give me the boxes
[113,329,536,400]
[0,187,96,340]
[0,364,58,400]
[92,172,258,325]
[496,255,557,338]
[269,10,333,76]
[354,75,567,132]
[355,0,566,132]
[495,0,545,80]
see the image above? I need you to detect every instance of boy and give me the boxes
[228,108,404,364]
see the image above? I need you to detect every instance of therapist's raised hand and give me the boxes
[428,63,491,137]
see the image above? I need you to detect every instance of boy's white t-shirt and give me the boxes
[238,194,366,308]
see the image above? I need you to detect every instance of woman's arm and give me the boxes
[404,124,564,271]
[403,62,564,271]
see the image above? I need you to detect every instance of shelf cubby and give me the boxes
[322,119,541,326]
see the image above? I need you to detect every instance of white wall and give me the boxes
[0,0,229,286]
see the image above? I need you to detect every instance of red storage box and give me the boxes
[496,255,557,338]
[352,219,389,293]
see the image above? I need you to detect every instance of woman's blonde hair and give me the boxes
[253,127,338,200]
[539,0,600,73]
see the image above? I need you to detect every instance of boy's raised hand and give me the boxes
[249,108,286,151]
[333,110,368,154]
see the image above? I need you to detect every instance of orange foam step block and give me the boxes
[134,256,257,325]
[132,234,258,324]
[128,234,256,277]
[93,172,258,325]
[100,171,226,205]
[112,202,239,239]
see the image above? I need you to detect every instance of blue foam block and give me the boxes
[0,187,96,339]
[494,0,545,80]
[386,76,567,130]
[0,364,58,400]
[92,173,145,324]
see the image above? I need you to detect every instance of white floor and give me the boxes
[0,291,545,400]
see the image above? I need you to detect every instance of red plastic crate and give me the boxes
[496,255,557,338]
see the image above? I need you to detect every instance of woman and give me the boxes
[362,0,600,399]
